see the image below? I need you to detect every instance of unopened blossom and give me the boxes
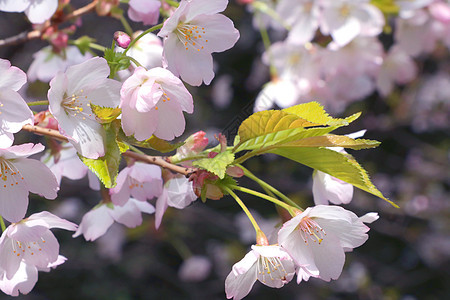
[278,205,371,282]
[73,199,155,241]
[0,0,57,24]
[48,57,121,159]
[120,67,193,141]
[128,0,161,25]
[320,0,385,47]
[158,0,240,86]
[114,31,131,49]
[155,176,197,229]
[0,212,77,281]
[225,245,295,300]
[376,46,418,97]
[0,59,33,147]
[110,162,163,206]
[0,143,59,222]
[171,131,209,162]
[0,256,66,296]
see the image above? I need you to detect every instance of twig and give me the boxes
[122,151,196,176]
[0,0,98,48]
[21,124,69,142]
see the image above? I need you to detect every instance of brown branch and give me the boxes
[21,124,69,142]
[21,124,196,176]
[122,151,196,177]
[0,0,98,48]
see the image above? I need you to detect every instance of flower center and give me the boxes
[298,217,326,245]
[62,90,94,121]
[176,23,208,52]
[257,256,288,283]
[11,238,45,257]
[0,158,24,188]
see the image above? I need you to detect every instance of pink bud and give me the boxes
[114,31,131,48]
[226,166,244,178]
[190,131,209,152]
[429,2,450,24]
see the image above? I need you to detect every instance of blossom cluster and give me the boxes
[0,0,444,298]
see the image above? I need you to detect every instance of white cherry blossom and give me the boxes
[0,0,58,24]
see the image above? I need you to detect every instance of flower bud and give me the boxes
[114,31,131,49]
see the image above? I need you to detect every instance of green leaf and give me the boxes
[90,104,121,124]
[193,152,235,179]
[370,0,399,14]
[279,135,381,150]
[282,102,361,126]
[234,105,360,152]
[268,147,397,207]
[80,123,121,188]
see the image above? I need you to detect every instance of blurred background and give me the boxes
[0,0,448,299]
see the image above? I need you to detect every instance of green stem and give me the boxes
[120,15,134,37]
[233,150,261,165]
[27,100,49,106]
[257,14,277,78]
[0,216,5,232]
[171,238,192,260]
[165,0,180,8]
[123,23,164,55]
[169,154,208,164]
[126,55,143,67]
[223,186,261,233]
[239,165,301,210]
[231,185,296,214]
[89,42,107,52]
[128,144,146,155]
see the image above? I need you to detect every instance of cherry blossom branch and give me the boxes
[0,0,98,48]
[20,124,196,176]
[21,124,69,142]
[122,151,196,176]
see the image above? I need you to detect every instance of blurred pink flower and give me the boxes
[0,0,57,24]
[110,162,163,206]
[73,198,155,241]
[128,0,160,25]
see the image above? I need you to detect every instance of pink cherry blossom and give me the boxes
[320,0,384,47]
[127,32,164,69]
[48,57,121,159]
[225,245,295,300]
[110,162,163,206]
[73,198,155,241]
[376,46,418,97]
[28,46,93,82]
[120,67,193,141]
[0,212,77,281]
[312,171,354,205]
[178,255,212,282]
[0,59,33,148]
[128,0,161,25]
[277,0,321,44]
[278,205,370,282]
[0,143,59,222]
[0,0,58,24]
[158,0,240,86]
[155,176,197,229]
